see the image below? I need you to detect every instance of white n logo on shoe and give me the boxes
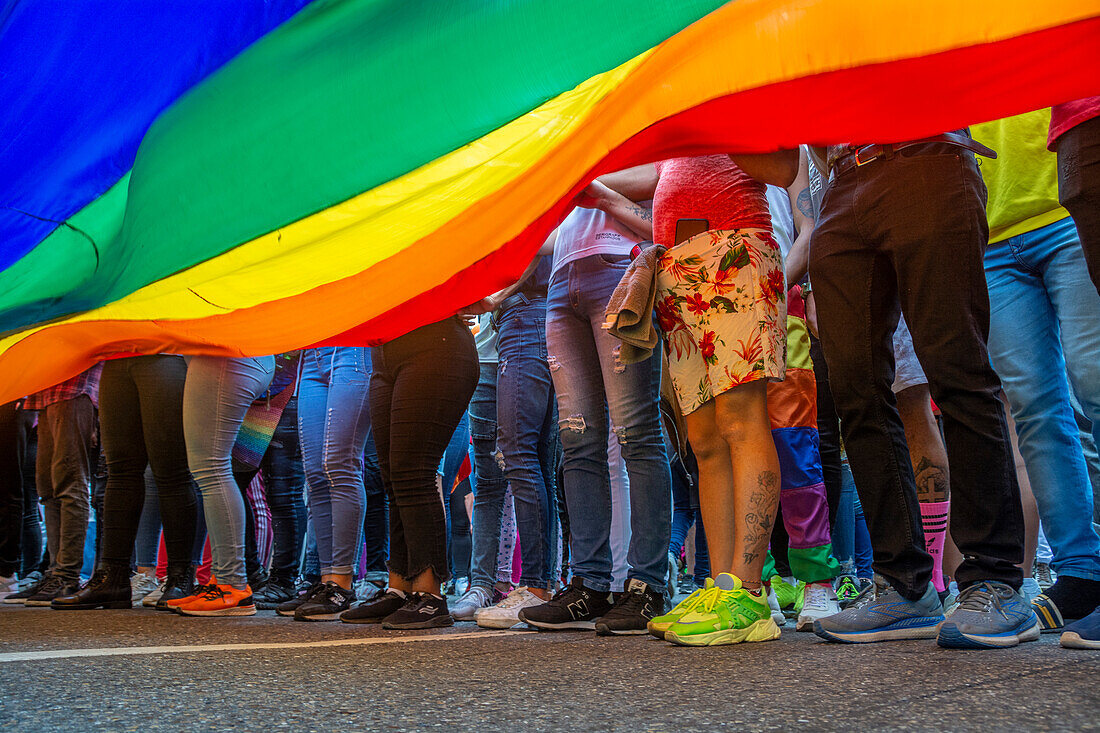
[566,599,589,619]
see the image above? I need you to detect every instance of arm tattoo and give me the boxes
[742,470,779,567]
[628,204,653,222]
[795,188,814,219]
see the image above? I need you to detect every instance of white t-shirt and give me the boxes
[552,205,644,277]
[766,184,795,261]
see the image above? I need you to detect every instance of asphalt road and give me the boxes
[0,604,1096,732]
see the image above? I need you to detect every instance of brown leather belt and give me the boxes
[829,132,997,179]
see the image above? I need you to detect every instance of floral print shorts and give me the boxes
[655,228,787,414]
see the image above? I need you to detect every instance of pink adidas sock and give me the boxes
[920,500,950,592]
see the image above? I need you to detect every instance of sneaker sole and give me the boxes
[3,598,28,605]
[24,599,63,607]
[294,612,343,622]
[382,616,455,630]
[142,598,163,608]
[340,615,386,624]
[50,600,133,610]
[477,616,525,630]
[595,623,650,636]
[795,611,837,632]
[180,605,258,617]
[276,608,300,617]
[647,621,673,641]
[1060,631,1100,650]
[666,618,782,647]
[937,618,1041,649]
[523,619,597,631]
[812,616,943,643]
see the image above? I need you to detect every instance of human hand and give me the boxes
[804,290,819,338]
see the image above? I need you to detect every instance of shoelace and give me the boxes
[497,588,535,609]
[955,582,1008,617]
[694,587,734,614]
[458,586,492,607]
[847,581,882,611]
[36,575,65,594]
[198,585,228,601]
[189,584,219,599]
[803,583,832,607]
[612,588,651,613]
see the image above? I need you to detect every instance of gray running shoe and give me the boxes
[813,575,943,643]
[937,581,1040,649]
[451,585,497,621]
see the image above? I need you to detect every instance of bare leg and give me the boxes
[685,382,779,590]
[322,572,353,590]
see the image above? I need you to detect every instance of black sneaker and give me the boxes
[155,564,196,612]
[518,577,612,630]
[595,579,665,636]
[26,574,81,607]
[293,581,355,622]
[340,590,408,624]
[254,578,297,610]
[4,572,47,605]
[381,593,454,630]
[276,581,322,617]
[247,566,270,593]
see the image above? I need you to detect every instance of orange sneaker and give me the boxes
[165,584,217,613]
[176,583,256,617]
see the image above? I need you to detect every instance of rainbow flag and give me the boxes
[1,0,1098,402]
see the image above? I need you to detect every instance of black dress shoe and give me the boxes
[51,564,131,610]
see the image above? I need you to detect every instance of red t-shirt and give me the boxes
[652,156,770,247]
[1048,96,1100,150]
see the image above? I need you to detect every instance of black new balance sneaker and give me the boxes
[276,581,323,617]
[381,593,454,630]
[293,581,355,621]
[340,589,407,624]
[595,578,665,636]
[518,577,612,630]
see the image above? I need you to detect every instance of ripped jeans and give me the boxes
[546,254,671,593]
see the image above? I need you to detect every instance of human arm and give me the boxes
[594,164,660,201]
[729,149,800,187]
[576,180,652,240]
[784,148,815,285]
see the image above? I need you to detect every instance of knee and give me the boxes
[558,414,598,453]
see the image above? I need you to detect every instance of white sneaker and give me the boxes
[797,581,840,631]
[142,580,167,607]
[766,585,786,626]
[452,585,496,621]
[477,587,544,629]
[130,571,159,604]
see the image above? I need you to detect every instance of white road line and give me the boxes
[0,629,526,663]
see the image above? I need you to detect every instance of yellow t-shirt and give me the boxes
[972,109,1069,244]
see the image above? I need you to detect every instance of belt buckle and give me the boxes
[853,144,880,167]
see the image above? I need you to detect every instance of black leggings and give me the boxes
[99,356,198,567]
[370,318,478,584]
[0,401,34,577]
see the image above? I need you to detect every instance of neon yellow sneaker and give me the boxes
[769,574,802,613]
[665,573,782,647]
[647,578,714,640]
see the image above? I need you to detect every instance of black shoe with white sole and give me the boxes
[277,581,323,617]
[341,590,408,624]
[595,578,665,636]
[518,577,612,631]
[381,593,454,630]
[293,581,355,621]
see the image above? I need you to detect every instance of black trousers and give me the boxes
[809,148,1023,598]
[370,318,478,584]
[0,401,34,577]
[99,356,198,567]
[1057,114,1100,295]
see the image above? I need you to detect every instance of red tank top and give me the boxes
[653,156,770,247]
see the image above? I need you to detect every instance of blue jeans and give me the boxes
[469,362,509,589]
[298,347,372,576]
[183,356,275,589]
[361,427,388,577]
[439,412,471,577]
[496,296,559,588]
[985,216,1100,581]
[546,254,671,592]
[832,460,874,579]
